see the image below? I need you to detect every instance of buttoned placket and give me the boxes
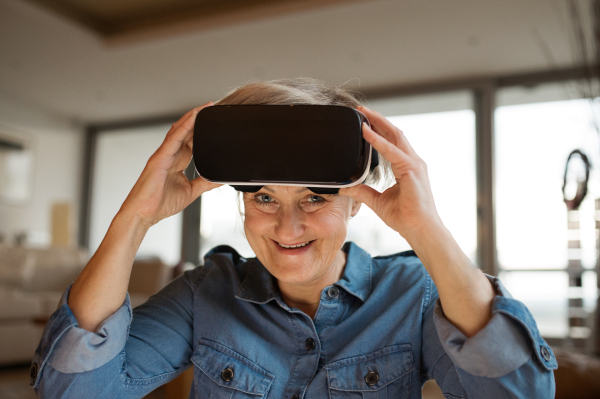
[273,286,346,399]
[231,244,373,398]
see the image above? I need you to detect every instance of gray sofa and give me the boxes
[0,244,86,365]
[0,244,173,366]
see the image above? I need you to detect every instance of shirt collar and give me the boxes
[235,258,278,304]
[235,241,372,304]
[334,242,372,302]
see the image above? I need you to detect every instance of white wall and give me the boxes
[0,93,82,246]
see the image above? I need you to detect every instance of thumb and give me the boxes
[190,176,222,199]
[339,184,380,210]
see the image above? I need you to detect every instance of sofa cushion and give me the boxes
[23,247,85,292]
[0,245,86,292]
[0,321,45,365]
[0,245,35,288]
[0,288,44,320]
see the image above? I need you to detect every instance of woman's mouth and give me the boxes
[272,239,315,254]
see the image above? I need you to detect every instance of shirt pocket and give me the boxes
[325,344,412,399]
[191,340,275,399]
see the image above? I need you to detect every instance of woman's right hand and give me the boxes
[120,103,222,228]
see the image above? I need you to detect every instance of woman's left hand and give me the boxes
[339,106,443,242]
[341,106,496,338]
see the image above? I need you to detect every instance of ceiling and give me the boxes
[0,0,589,124]
[24,0,360,43]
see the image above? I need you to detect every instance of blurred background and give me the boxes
[1,0,600,398]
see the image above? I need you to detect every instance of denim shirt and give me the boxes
[30,242,556,398]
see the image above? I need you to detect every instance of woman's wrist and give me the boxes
[406,220,495,337]
[402,218,451,259]
[114,205,154,238]
[405,219,476,281]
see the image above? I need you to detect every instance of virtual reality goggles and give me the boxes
[192,104,378,195]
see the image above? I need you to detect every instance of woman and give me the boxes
[31,79,556,398]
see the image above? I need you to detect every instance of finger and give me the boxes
[160,112,197,158]
[170,109,196,131]
[171,102,213,131]
[166,102,213,144]
[161,103,212,157]
[181,128,194,151]
[358,106,416,155]
[362,123,412,168]
[339,184,380,211]
[190,175,222,199]
[171,143,193,172]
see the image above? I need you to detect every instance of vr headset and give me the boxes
[192,105,378,195]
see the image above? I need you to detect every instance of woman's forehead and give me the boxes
[261,186,311,194]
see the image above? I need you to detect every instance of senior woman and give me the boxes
[31,79,555,398]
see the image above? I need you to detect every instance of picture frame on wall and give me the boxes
[0,129,34,205]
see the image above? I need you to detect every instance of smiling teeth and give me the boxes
[278,241,311,249]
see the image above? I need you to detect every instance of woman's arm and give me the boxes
[31,104,222,394]
[342,106,555,396]
[407,222,494,337]
[340,105,493,337]
[69,103,220,332]
[68,209,149,332]
[420,277,556,398]
[32,266,203,396]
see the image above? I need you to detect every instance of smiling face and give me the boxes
[242,186,361,287]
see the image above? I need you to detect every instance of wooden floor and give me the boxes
[0,365,444,399]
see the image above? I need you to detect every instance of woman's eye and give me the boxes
[255,194,274,204]
[306,195,325,204]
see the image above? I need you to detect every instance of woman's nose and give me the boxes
[274,207,306,241]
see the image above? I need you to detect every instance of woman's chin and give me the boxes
[267,257,317,285]
[254,239,335,285]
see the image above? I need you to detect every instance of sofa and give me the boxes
[0,244,172,366]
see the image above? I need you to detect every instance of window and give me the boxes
[358,91,477,258]
[495,83,599,340]
[90,125,183,265]
[200,186,254,258]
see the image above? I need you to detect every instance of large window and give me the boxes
[360,91,477,258]
[90,125,183,266]
[495,83,599,340]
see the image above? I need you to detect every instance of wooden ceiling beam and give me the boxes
[25,0,370,46]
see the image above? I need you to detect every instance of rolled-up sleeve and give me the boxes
[422,274,556,399]
[46,285,131,374]
[29,284,132,390]
[29,267,203,398]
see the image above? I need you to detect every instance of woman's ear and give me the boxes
[350,198,362,217]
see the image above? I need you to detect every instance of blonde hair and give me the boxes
[216,78,391,186]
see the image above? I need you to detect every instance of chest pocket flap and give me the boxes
[326,344,412,392]
[191,340,274,396]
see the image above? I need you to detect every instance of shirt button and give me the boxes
[327,286,340,299]
[365,370,379,386]
[540,346,551,361]
[305,338,316,351]
[30,363,38,381]
[220,367,234,381]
